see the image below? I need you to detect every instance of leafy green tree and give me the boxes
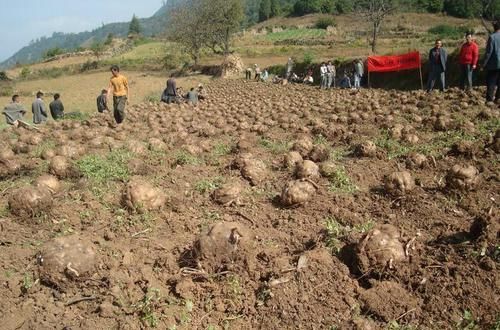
[203,0,244,55]
[427,0,444,12]
[335,0,354,13]
[128,14,142,35]
[443,0,482,18]
[270,0,281,17]
[259,0,271,21]
[104,33,114,45]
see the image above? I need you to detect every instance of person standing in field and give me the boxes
[3,94,26,126]
[96,89,109,113]
[32,91,48,124]
[49,93,65,120]
[426,39,448,92]
[161,77,177,104]
[483,21,500,103]
[254,64,262,81]
[458,33,479,91]
[245,67,252,80]
[286,57,294,80]
[107,65,129,124]
[320,62,328,89]
[327,61,336,88]
[353,59,364,89]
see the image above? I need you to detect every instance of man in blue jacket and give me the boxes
[484,21,500,103]
[426,39,447,92]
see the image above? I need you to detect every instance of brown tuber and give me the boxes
[295,160,320,179]
[194,221,254,273]
[9,186,53,216]
[281,180,317,206]
[37,235,97,290]
[446,164,480,191]
[124,177,166,212]
[355,224,407,274]
[384,171,415,196]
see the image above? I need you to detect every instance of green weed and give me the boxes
[211,142,232,158]
[135,288,163,328]
[32,140,56,157]
[194,177,223,194]
[77,149,131,183]
[313,134,328,145]
[21,273,33,293]
[173,151,201,166]
[375,129,411,159]
[456,310,479,330]
[326,166,357,193]
[387,320,417,330]
[259,137,291,154]
[325,217,374,253]
[329,147,350,161]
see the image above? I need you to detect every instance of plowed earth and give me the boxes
[0,80,498,330]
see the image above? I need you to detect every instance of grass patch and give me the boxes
[428,24,471,39]
[33,140,56,158]
[173,150,202,166]
[135,288,163,328]
[329,147,350,162]
[76,149,132,183]
[325,217,374,253]
[64,112,90,121]
[259,137,291,154]
[326,166,357,194]
[375,129,411,160]
[194,177,223,194]
[263,28,326,42]
[375,129,476,159]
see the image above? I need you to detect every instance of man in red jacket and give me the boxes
[459,33,479,90]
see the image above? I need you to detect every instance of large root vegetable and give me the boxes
[283,151,303,169]
[0,158,21,178]
[355,224,407,274]
[212,181,243,206]
[37,235,97,291]
[292,135,314,157]
[194,221,254,273]
[240,158,267,186]
[309,145,330,162]
[295,160,320,179]
[405,153,428,169]
[356,141,377,157]
[34,175,61,194]
[281,180,317,206]
[49,156,75,178]
[384,171,415,196]
[9,186,53,216]
[124,177,166,213]
[446,164,479,191]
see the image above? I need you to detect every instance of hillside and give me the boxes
[0,4,172,69]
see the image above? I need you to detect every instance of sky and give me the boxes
[0,0,165,62]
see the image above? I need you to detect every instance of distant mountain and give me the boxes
[0,4,173,69]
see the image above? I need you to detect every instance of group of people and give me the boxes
[3,91,66,127]
[2,64,208,127]
[246,64,269,82]
[160,77,206,106]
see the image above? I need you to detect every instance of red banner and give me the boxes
[367,52,421,73]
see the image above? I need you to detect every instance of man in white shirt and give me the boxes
[320,62,328,89]
[327,61,336,88]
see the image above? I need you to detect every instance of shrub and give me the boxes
[303,51,315,66]
[315,17,336,29]
[0,71,9,81]
[80,60,99,72]
[43,47,65,59]
[20,67,31,79]
[0,82,13,97]
[428,24,472,39]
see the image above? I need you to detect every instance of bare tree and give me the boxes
[357,0,397,53]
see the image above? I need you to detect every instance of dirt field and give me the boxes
[0,79,498,330]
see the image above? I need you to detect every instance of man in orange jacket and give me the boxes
[459,32,479,91]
